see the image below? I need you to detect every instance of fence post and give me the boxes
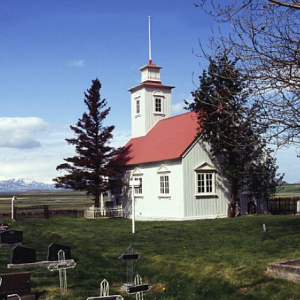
[44,205,50,219]
[13,206,17,221]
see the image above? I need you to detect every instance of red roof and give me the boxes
[124,111,199,166]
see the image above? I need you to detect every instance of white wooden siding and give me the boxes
[182,140,230,218]
[122,159,184,220]
[131,87,172,138]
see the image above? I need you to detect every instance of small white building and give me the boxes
[112,56,253,221]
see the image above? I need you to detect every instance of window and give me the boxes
[134,177,143,195]
[194,163,216,196]
[157,164,171,197]
[155,98,162,112]
[131,168,143,196]
[160,175,170,194]
[136,99,140,114]
[197,173,213,194]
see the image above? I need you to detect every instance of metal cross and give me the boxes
[119,244,140,286]
[135,275,143,300]
[47,249,76,293]
[86,279,124,300]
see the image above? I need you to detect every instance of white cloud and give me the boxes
[0,117,49,149]
[66,59,85,67]
[0,124,132,183]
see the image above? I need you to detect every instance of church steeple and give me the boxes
[128,17,175,138]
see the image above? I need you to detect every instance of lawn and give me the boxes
[1,215,300,299]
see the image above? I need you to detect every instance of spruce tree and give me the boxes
[188,54,279,216]
[54,78,124,207]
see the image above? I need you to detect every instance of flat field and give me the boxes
[275,184,300,198]
[0,190,94,214]
[1,215,300,299]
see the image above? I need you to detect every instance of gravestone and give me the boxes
[0,230,23,245]
[47,243,71,261]
[11,246,37,264]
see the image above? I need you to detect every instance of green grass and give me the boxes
[2,216,300,299]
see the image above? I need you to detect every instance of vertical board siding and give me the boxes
[182,140,230,218]
[121,140,232,220]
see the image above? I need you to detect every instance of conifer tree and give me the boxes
[188,54,279,216]
[54,78,126,207]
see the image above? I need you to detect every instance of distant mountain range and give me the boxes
[0,178,55,192]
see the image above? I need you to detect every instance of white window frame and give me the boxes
[153,91,165,116]
[157,164,171,198]
[136,99,140,115]
[134,96,141,117]
[155,97,163,113]
[131,168,143,198]
[134,177,143,195]
[194,163,217,196]
[159,175,170,195]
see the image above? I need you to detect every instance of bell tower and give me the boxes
[128,16,175,138]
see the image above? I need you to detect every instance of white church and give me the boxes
[113,20,251,221]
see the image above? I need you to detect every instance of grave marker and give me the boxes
[86,279,124,300]
[47,243,71,261]
[0,230,23,246]
[119,245,140,287]
[126,274,152,300]
[11,246,36,265]
[47,250,76,293]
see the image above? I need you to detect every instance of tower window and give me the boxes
[136,99,140,114]
[155,98,162,113]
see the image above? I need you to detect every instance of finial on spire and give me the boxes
[148,15,152,64]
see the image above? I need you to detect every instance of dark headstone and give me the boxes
[120,253,139,261]
[0,230,23,244]
[11,245,37,264]
[127,284,151,294]
[47,243,71,261]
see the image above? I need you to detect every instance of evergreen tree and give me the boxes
[54,78,126,207]
[188,54,279,216]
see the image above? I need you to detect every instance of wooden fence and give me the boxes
[11,205,83,220]
[269,197,300,215]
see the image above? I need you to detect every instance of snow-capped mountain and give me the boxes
[0,178,55,192]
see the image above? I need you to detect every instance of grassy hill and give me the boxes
[2,215,300,299]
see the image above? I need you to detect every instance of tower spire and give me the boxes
[148,16,152,64]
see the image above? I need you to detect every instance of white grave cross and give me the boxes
[47,249,76,293]
[86,279,124,300]
[135,275,143,300]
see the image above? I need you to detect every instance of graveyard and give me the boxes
[1,216,300,299]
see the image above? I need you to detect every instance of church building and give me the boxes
[114,19,250,221]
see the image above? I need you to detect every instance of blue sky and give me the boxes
[0,0,298,183]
